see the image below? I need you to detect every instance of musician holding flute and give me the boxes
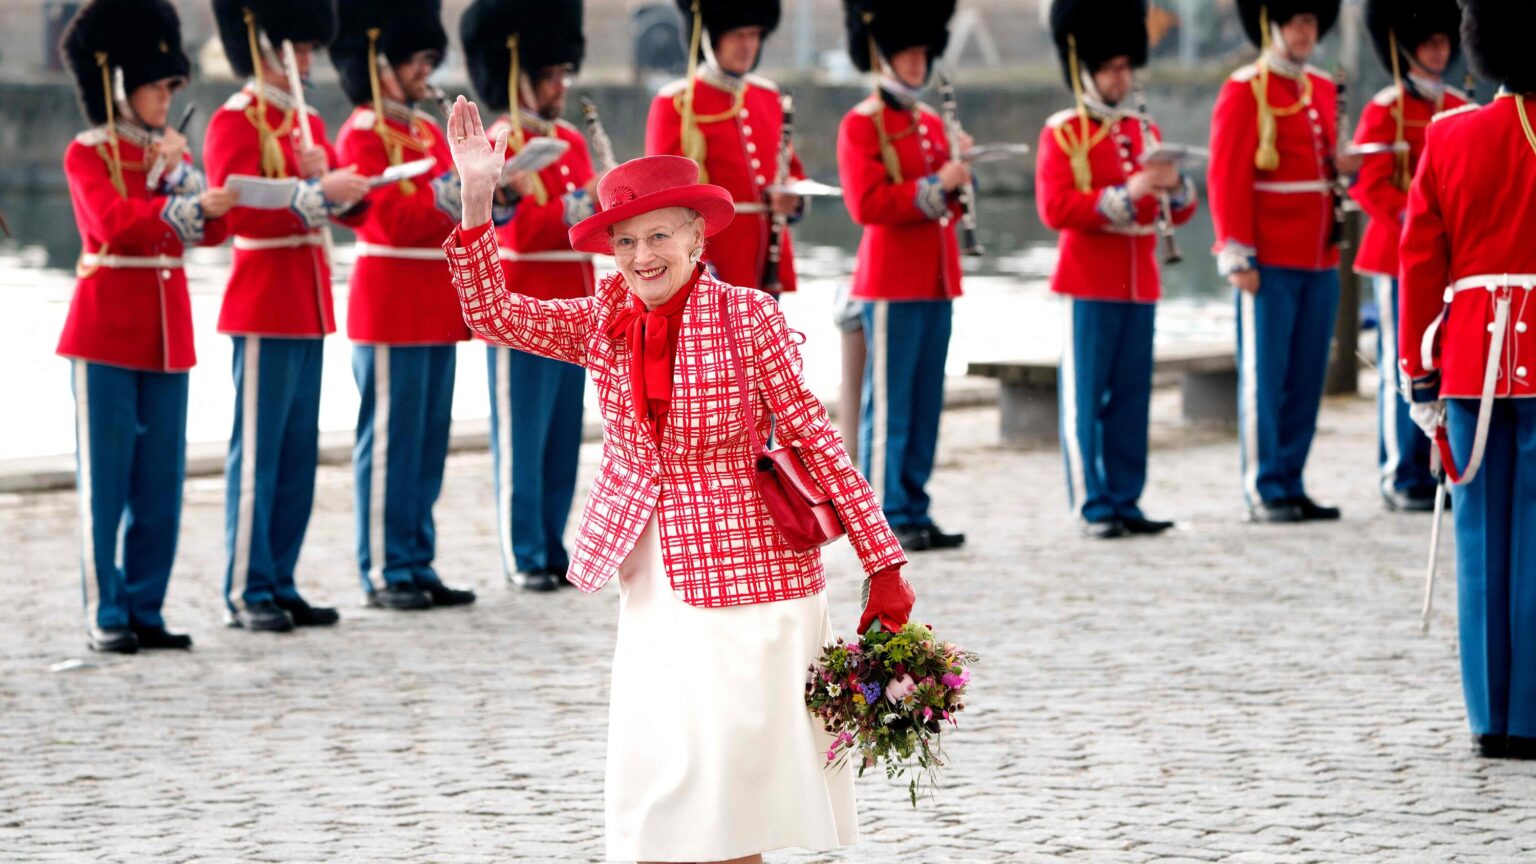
[1039,0,1197,540]
[645,0,805,297]
[462,0,596,593]
[331,0,478,612]
[837,0,969,553]
[204,0,369,633]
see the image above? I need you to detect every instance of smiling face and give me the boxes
[611,207,704,309]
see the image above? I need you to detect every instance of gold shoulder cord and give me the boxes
[674,0,749,182]
[1514,94,1536,158]
[1053,34,1112,193]
[506,35,549,205]
[243,9,294,178]
[862,13,908,183]
[78,50,126,279]
[1252,4,1313,171]
[364,27,428,194]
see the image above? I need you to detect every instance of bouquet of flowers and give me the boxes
[805,622,977,805]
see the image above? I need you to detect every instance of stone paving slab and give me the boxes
[2,387,1534,863]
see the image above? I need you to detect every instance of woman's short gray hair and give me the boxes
[606,207,706,244]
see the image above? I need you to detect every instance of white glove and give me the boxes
[1410,400,1445,440]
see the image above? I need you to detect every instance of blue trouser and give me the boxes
[71,361,188,630]
[1236,266,1340,505]
[859,299,952,529]
[487,345,585,575]
[1448,398,1536,737]
[1059,298,1156,523]
[1373,276,1435,494]
[223,336,322,611]
[354,344,456,592]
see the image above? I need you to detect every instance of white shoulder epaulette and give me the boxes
[352,109,376,130]
[745,73,780,93]
[555,118,580,134]
[1371,84,1401,107]
[656,77,688,98]
[1445,84,1472,103]
[1044,108,1080,129]
[915,101,940,118]
[1229,63,1260,83]
[74,127,109,146]
[1431,103,1478,124]
[852,96,882,117]
[223,91,253,111]
[1304,64,1331,80]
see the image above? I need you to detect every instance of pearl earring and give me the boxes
[689,247,703,266]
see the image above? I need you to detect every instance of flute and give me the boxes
[761,93,794,291]
[578,96,618,173]
[1331,66,1351,248]
[1133,87,1182,265]
[936,69,983,256]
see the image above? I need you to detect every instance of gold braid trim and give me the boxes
[79,51,125,280]
[244,9,291,178]
[1514,94,1536,159]
[506,35,549,206]
[1388,31,1413,192]
[1252,6,1317,171]
[679,0,711,180]
[1055,34,1111,193]
[864,14,904,182]
[365,28,417,194]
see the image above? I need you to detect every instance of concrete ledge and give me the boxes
[0,376,998,495]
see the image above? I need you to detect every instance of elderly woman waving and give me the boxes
[442,97,915,864]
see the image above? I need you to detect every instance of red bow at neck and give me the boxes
[605,266,703,431]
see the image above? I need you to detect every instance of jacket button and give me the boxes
[1489,324,1497,333]
[1518,366,1530,377]
[750,158,761,169]
[1518,321,1530,333]
[740,109,749,119]
[742,125,753,136]
[746,142,756,154]
[161,269,172,279]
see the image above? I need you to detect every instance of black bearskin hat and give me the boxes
[843,0,958,74]
[213,0,338,79]
[60,0,191,125]
[1365,0,1461,75]
[1235,0,1340,49]
[675,0,780,57]
[1462,0,1534,93]
[1049,0,1149,89]
[461,0,585,113]
[330,0,448,106]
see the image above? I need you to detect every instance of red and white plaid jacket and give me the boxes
[443,223,906,607]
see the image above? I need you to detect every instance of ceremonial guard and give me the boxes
[205,0,371,632]
[1039,0,1198,539]
[1399,0,1536,759]
[331,0,477,610]
[645,0,805,295]
[58,0,232,653]
[461,0,595,592]
[1208,0,1356,524]
[1352,0,1467,513]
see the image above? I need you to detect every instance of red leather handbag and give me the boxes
[720,293,846,550]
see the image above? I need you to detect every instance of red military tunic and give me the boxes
[836,94,962,302]
[646,69,805,292]
[1209,61,1341,273]
[490,112,597,302]
[58,122,230,371]
[1400,96,1536,402]
[204,82,363,337]
[335,100,469,344]
[1351,82,1470,278]
[1036,108,1198,303]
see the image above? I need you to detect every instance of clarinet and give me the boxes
[936,70,983,256]
[428,85,454,123]
[579,96,618,173]
[761,93,794,291]
[1331,68,1351,248]
[1133,87,1182,265]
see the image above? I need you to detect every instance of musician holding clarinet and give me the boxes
[461,0,596,593]
[1039,0,1197,540]
[836,0,969,553]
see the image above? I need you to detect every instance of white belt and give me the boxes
[497,249,594,263]
[233,233,324,251]
[733,202,770,214]
[1450,274,1536,294]
[79,253,183,269]
[1105,224,1158,236]
[354,241,446,261]
[1253,180,1332,194]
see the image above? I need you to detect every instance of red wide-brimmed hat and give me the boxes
[568,155,736,255]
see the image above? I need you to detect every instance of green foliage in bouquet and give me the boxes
[805,622,977,806]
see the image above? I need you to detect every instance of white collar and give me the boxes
[1263,43,1307,78]
[699,62,746,93]
[249,79,299,112]
[878,74,924,108]
[1405,72,1446,101]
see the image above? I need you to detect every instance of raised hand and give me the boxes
[447,96,508,230]
[154,128,188,169]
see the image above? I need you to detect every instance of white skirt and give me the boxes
[605,515,857,862]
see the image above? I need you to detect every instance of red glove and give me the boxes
[859,567,915,634]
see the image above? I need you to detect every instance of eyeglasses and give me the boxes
[611,221,693,257]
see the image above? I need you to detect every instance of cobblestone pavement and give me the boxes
[3,386,1534,863]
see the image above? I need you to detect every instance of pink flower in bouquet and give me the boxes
[885,673,917,704]
[940,668,970,689]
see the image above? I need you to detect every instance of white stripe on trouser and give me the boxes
[1060,299,1085,512]
[1239,292,1261,504]
[232,337,260,604]
[869,301,889,505]
[495,347,515,577]
[369,346,391,590]
[73,360,98,629]
[1374,275,1401,493]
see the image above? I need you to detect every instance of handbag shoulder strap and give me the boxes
[718,289,766,456]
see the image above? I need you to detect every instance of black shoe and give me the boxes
[1383,487,1437,513]
[1506,736,1536,760]
[1475,734,1510,759]
[367,583,433,610]
[550,566,576,588]
[1247,500,1304,524]
[893,525,931,552]
[227,600,294,632]
[130,625,193,650]
[88,626,139,654]
[923,523,966,549]
[1083,519,1128,539]
[1287,495,1341,521]
[509,569,562,592]
[276,596,340,627]
[1121,516,1175,535]
[423,582,477,607]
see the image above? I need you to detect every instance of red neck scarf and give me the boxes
[605,266,703,432]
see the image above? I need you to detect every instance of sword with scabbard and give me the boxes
[1421,448,1447,634]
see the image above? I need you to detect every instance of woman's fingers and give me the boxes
[467,100,484,140]
[447,96,463,141]
[492,127,509,161]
